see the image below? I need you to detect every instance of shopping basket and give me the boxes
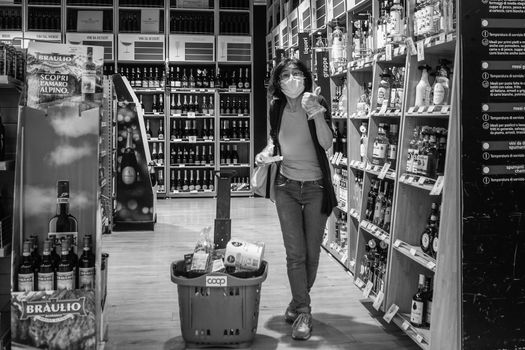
[171,260,268,348]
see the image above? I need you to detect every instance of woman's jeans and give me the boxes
[275,173,328,314]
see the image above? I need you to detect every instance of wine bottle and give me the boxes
[208,170,215,191]
[37,239,54,291]
[175,94,182,115]
[231,145,239,164]
[158,123,164,140]
[372,123,388,166]
[120,129,138,186]
[182,170,189,191]
[79,235,95,290]
[57,239,75,290]
[202,170,208,190]
[424,276,433,327]
[415,65,432,107]
[49,181,79,233]
[18,241,35,292]
[189,171,195,191]
[244,68,250,89]
[146,120,152,140]
[176,170,182,191]
[410,274,427,327]
[195,171,202,191]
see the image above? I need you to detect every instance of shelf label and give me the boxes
[416,334,425,343]
[394,239,402,248]
[354,278,365,289]
[407,107,415,114]
[399,174,406,182]
[67,33,114,60]
[406,37,417,55]
[427,261,436,270]
[378,163,391,179]
[24,32,62,43]
[383,304,399,323]
[360,221,368,228]
[349,260,356,267]
[406,176,414,183]
[427,105,436,113]
[188,136,197,143]
[187,112,196,118]
[418,176,427,185]
[363,281,374,298]
[341,252,348,264]
[118,34,165,61]
[322,235,329,246]
[385,44,393,61]
[217,35,252,62]
[402,320,410,330]
[169,34,215,62]
[379,105,388,114]
[446,33,454,42]
[417,40,425,62]
[366,163,372,171]
[178,164,185,167]
[417,106,426,113]
[438,33,446,44]
[442,105,450,113]
[410,248,418,256]
[373,291,384,310]
[430,176,445,195]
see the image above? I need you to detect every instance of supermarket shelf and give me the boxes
[349,112,371,120]
[393,239,437,272]
[65,4,113,8]
[349,208,361,222]
[322,241,350,271]
[169,88,216,93]
[330,69,348,79]
[169,190,216,196]
[219,114,251,118]
[170,139,215,143]
[419,31,457,55]
[332,114,349,120]
[219,163,250,168]
[170,113,214,118]
[336,204,347,213]
[152,164,165,168]
[217,88,251,94]
[220,138,250,143]
[392,313,431,350]
[147,138,165,142]
[143,113,165,118]
[349,160,366,171]
[360,220,391,245]
[376,44,407,63]
[170,164,214,168]
[399,173,437,192]
[133,87,165,93]
[406,105,450,117]
[370,107,402,118]
[347,58,374,72]
[0,160,15,172]
[0,75,22,89]
[231,190,253,196]
[365,163,397,180]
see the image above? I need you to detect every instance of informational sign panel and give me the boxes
[23,32,62,43]
[66,33,114,60]
[117,34,164,61]
[298,32,311,70]
[169,34,215,62]
[461,1,525,349]
[0,31,24,48]
[217,36,251,62]
[77,11,103,32]
[315,50,330,102]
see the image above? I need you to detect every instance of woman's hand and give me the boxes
[255,152,270,167]
[302,86,326,119]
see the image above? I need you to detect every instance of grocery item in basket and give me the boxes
[190,251,209,272]
[224,239,265,271]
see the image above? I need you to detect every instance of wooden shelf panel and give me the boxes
[393,313,431,350]
[406,105,450,117]
[393,240,437,272]
[348,208,361,222]
[399,173,438,193]
[360,219,391,245]
[170,164,215,168]
[370,107,402,118]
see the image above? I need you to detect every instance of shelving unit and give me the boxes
[268,0,459,349]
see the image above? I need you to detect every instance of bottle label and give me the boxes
[372,141,387,161]
[377,87,387,106]
[418,155,429,176]
[432,237,439,253]
[79,267,95,289]
[388,144,397,161]
[410,300,424,324]
[426,300,432,324]
[38,272,55,291]
[433,83,445,105]
[421,232,431,249]
[406,152,413,173]
[18,273,34,292]
[56,271,74,290]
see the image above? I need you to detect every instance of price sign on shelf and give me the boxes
[187,112,196,118]
[378,163,391,179]
[416,334,425,343]
[394,239,402,248]
[406,176,414,184]
[363,281,374,298]
[385,44,393,61]
[427,105,436,113]
[355,278,366,289]
[188,136,197,143]
[341,252,348,264]
[430,176,445,196]
[383,304,399,323]
[322,236,328,246]
[410,248,418,256]
[402,320,410,330]
[406,37,417,55]
[417,40,425,62]
[373,291,384,310]
[418,176,427,185]
[427,261,436,270]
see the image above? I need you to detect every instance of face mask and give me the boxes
[280,76,305,98]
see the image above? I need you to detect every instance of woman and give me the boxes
[255,58,337,340]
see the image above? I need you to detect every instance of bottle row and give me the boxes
[27,9,61,31]
[414,61,452,107]
[0,43,25,81]
[411,274,434,328]
[67,9,113,32]
[14,0,246,8]
[358,122,399,170]
[0,8,22,30]
[169,169,215,192]
[169,144,215,166]
[170,119,215,140]
[229,176,250,192]
[406,126,447,179]
[119,10,164,33]
[17,235,95,292]
[357,238,388,296]
[420,202,440,258]
[120,66,251,91]
[364,179,394,233]
[147,118,250,141]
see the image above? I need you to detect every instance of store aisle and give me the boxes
[103,198,419,350]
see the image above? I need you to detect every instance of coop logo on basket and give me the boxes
[206,276,228,287]
[19,297,88,323]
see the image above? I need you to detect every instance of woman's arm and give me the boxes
[311,112,333,150]
[255,137,275,166]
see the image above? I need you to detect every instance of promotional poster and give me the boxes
[12,42,104,349]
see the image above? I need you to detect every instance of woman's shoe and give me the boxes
[284,306,298,323]
[291,313,312,340]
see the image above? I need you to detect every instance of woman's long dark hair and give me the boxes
[267,58,313,99]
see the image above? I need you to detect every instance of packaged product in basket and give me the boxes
[224,239,265,271]
[189,226,213,272]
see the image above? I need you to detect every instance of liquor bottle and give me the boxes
[406,126,420,174]
[208,120,214,141]
[435,128,447,176]
[209,96,215,116]
[79,235,95,290]
[208,145,214,164]
[195,171,202,191]
[373,182,387,225]
[244,68,250,89]
[146,120,152,140]
[365,180,378,221]
[424,276,433,326]
[431,208,440,258]
[360,122,368,162]
[18,241,35,292]
[410,274,427,327]
[432,59,451,105]
[415,65,432,107]
[49,181,79,233]
[372,123,388,166]
[377,72,391,108]
[382,188,393,232]
[387,124,398,169]
[202,171,209,190]
[82,47,96,104]
[120,129,138,185]
[181,68,188,87]
[159,143,165,166]
[49,238,60,271]
[231,145,239,164]
[0,113,5,161]
[189,69,195,88]
[170,170,175,192]
[220,145,226,164]
[57,240,75,290]
[158,123,164,140]
[158,94,164,112]
[176,170,182,191]
[237,68,244,89]
[208,170,215,191]
[152,95,158,113]
[37,239,55,291]
[182,95,188,114]
[175,94,182,115]
[174,67,181,87]
[341,124,348,157]
[151,142,158,164]
[389,0,405,42]
[243,120,249,139]
[189,171,195,191]
[30,235,41,273]
[420,203,438,254]
[157,170,165,192]
[182,170,189,191]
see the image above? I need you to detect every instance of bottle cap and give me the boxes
[57,180,70,198]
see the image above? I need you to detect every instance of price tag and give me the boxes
[399,174,406,182]
[363,281,374,298]
[402,321,410,330]
[228,87,237,92]
[410,248,417,256]
[366,163,372,171]
[418,176,427,185]
[341,252,348,264]
[446,33,454,42]
[187,112,196,118]
[406,176,414,183]
[188,136,197,143]
[442,105,450,113]
[430,176,445,195]
[406,37,417,55]
[373,165,381,172]
[416,334,424,343]
[355,278,365,289]
[383,304,399,323]
[394,239,402,248]
[349,160,355,167]
[190,190,198,193]
[408,107,415,113]
[204,189,212,192]
[190,89,196,93]
[427,261,436,270]
[417,41,425,62]
[399,46,406,55]
[335,153,344,166]
[373,53,380,62]
[359,162,365,169]
[418,106,426,113]
[378,163,391,179]
[173,113,181,117]
[373,291,384,310]
[385,44,393,61]
[438,33,446,44]
[360,221,368,228]
[179,164,185,167]
[379,105,388,114]
[424,37,432,45]
[358,60,364,68]
[427,105,436,113]
[350,260,356,267]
